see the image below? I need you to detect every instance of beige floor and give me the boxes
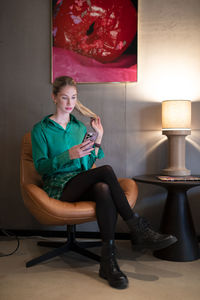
[0,237,200,300]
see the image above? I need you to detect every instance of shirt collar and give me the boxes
[42,114,79,125]
[69,114,79,124]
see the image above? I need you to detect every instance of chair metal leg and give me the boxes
[72,243,101,262]
[26,225,101,268]
[78,241,102,248]
[26,241,71,268]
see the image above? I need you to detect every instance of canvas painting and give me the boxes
[52,0,138,83]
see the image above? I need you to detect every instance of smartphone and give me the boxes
[83,132,97,142]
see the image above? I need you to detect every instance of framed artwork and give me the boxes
[51,0,138,83]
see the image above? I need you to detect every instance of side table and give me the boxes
[133,175,200,262]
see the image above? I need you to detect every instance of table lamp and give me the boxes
[162,100,191,176]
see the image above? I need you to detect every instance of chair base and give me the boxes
[26,225,101,268]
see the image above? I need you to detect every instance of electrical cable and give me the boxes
[0,229,20,257]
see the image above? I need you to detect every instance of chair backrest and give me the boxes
[20,132,43,187]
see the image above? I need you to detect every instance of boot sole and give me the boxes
[132,236,178,251]
[99,269,128,289]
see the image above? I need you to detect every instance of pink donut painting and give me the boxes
[52,0,138,83]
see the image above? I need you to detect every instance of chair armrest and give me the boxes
[118,178,138,209]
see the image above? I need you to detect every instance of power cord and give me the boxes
[0,229,20,257]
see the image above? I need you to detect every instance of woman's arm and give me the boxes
[91,116,104,156]
[80,116,104,169]
[31,127,72,176]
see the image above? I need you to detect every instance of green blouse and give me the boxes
[31,114,104,200]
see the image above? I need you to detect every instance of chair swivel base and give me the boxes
[26,225,101,268]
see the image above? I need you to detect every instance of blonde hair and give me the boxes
[53,76,97,119]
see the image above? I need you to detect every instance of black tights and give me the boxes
[60,165,134,241]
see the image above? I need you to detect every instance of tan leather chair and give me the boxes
[20,132,138,267]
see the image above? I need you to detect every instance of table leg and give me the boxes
[154,187,199,261]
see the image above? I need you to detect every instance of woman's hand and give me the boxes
[69,141,94,160]
[91,116,104,140]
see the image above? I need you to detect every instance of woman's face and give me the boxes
[53,85,77,115]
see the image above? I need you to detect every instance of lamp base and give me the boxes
[161,168,191,176]
[162,130,191,177]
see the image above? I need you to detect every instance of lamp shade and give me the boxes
[162,100,191,130]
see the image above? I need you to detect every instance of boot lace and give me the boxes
[138,217,162,240]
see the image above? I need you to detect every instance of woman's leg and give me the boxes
[61,165,177,251]
[87,182,128,289]
[61,176,128,289]
[60,165,176,288]
[61,167,121,240]
[61,165,133,221]
[88,182,117,241]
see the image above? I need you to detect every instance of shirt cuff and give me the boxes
[96,147,104,159]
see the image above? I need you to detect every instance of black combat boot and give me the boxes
[99,240,128,289]
[126,213,177,251]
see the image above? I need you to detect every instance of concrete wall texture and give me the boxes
[0,0,200,233]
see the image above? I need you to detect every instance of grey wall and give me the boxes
[0,0,200,234]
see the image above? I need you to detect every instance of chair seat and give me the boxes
[23,176,137,225]
[23,183,97,225]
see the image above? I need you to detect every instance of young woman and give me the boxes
[31,76,177,289]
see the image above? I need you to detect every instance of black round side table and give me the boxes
[133,175,200,262]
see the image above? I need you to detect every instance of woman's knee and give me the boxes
[93,182,110,194]
[93,182,114,208]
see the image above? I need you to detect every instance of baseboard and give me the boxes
[0,229,131,240]
[1,229,199,242]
